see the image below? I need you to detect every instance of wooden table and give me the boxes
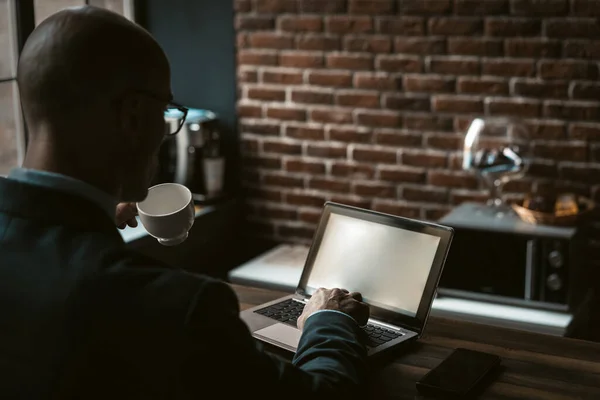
[232,284,600,400]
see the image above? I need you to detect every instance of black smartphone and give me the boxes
[416,348,501,399]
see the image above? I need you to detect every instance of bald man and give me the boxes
[0,6,370,399]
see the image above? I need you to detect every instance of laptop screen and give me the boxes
[305,212,441,317]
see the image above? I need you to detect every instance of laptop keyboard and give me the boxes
[254,299,404,348]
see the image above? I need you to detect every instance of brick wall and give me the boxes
[235,0,600,243]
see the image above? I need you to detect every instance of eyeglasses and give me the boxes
[135,90,189,136]
[164,101,189,136]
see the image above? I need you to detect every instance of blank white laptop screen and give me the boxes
[306,213,441,317]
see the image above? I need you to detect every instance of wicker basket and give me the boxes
[511,197,596,226]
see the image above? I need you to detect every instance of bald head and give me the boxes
[18,6,169,129]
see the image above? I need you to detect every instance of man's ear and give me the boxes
[117,93,142,145]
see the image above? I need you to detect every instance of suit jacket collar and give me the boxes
[0,177,121,239]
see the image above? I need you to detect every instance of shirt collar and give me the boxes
[8,168,117,220]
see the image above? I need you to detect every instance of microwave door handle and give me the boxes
[525,240,535,301]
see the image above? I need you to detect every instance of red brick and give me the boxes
[404,74,455,93]
[356,110,403,128]
[337,90,380,108]
[374,129,423,147]
[485,18,541,36]
[571,82,600,101]
[404,114,454,131]
[299,0,346,12]
[248,33,294,50]
[544,101,600,121]
[450,189,489,205]
[525,120,566,140]
[237,33,248,49]
[379,166,426,183]
[353,147,397,163]
[265,106,307,121]
[563,40,600,59]
[280,51,323,68]
[263,139,302,155]
[262,69,303,85]
[512,79,568,98]
[425,134,464,150]
[372,202,422,219]
[539,60,599,80]
[286,193,327,208]
[455,0,509,14]
[427,56,479,75]
[432,95,483,114]
[238,50,278,66]
[235,0,251,12]
[394,37,446,55]
[403,186,448,203]
[284,124,325,140]
[298,209,322,224]
[291,89,334,105]
[245,187,282,201]
[349,0,395,14]
[457,77,508,95]
[355,72,401,90]
[532,141,588,162]
[242,169,260,184]
[572,0,600,16]
[376,55,422,72]
[244,155,282,169]
[428,17,483,35]
[285,159,326,174]
[482,59,535,77]
[505,39,561,58]
[255,0,297,12]
[545,18,600,39]
[251,203,298,220]
[309,178,351,193]
[263,173,304,188]
[240,121,281,136]
[308,70,353,88]
[310,108,354,124]
[593,145,600,163]
[327,53,373,70]
[448,38,503,57]
[398,0,452,14]
[237,103,263,118]
[247,87,286,101]
[329,126,372,143]
[511,0,568,15]
[296,35,340,51]
[344,36,392,53]
[527,160,558,178]
[331,195,372,209]
[559,163,600,184]
[376,17,424,35]
[331,162,376,179]
[306,143,347,159]
[238,68,258,83]
[383,94,430,112]
[326,16,373,33]
[428,171,478,189]
[354,182,397,198]
[486,98,541,118]
[235,16,275,31]
[402,150,447,168]
[278,225,316,241]
[279,16,323,32]
[569,123,600,141]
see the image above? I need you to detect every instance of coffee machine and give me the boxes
[153,108,224,203]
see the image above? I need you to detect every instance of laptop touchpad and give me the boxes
[255,323,302,349]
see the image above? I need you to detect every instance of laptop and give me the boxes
[240,202,454,357]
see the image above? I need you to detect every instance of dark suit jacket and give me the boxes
[0,177,367,399]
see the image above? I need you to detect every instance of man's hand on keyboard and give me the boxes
[298,288,370,330]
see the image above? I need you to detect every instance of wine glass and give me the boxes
[462,117,530,217]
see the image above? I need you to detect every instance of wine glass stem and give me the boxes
[489,182,504,207]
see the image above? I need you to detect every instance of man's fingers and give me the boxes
[348,291,362,302]
[127,218,138,228]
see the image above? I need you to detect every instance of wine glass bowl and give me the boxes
[462,118,530,211]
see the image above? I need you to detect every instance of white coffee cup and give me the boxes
[136,183,195,246]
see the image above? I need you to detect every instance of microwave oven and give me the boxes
[437,203,588,313]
